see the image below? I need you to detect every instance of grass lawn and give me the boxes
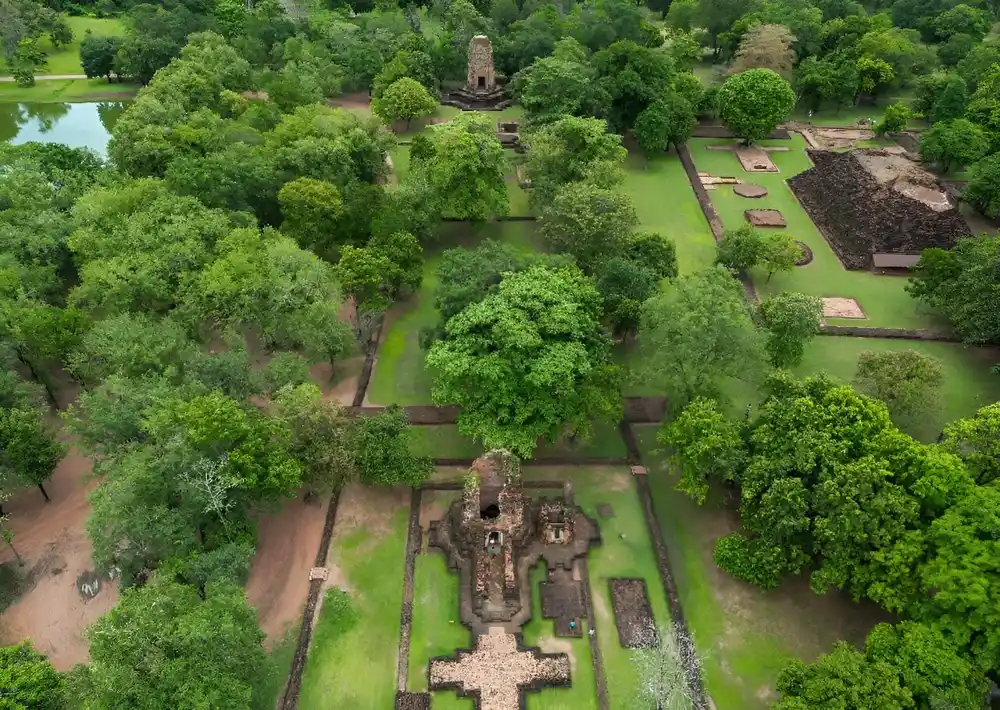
[635,426,892,710]
[522,562,599,710]
[789,91,924,129]
[622,149,718,275]
[0,17,125,75]
[298,489,409,709]
[689,134,941,329]
[366,220,542,406]
[0,78,137,103]
[566,466,679,709]
[796,336,1000,441]
[409,421,628,460]
[407,548,470,694]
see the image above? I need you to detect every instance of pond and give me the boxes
[0,102,127,157]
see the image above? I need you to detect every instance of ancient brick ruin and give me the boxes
[426,450,601,709]
[444,36,512,111]
[788,149,971,270]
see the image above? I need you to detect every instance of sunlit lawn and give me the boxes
[0,78,137,103]
[689,134,942,329]
[298,501,408,709]
[622,149,718,275]
[0,17,125,75]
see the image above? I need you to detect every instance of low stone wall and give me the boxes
[693,124,791,140]
[818,325,959,341]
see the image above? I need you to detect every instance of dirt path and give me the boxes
[0,447,118,670]
[246,491,330,643]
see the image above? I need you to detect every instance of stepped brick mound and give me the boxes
[788,149,971,269]
[745,209,786,227]
[734,183,768,198]
[610,579,657,648]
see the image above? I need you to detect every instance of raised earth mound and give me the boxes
[787,149,971,270]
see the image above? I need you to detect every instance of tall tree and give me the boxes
[412,113,508,220]
[372,77,438,129]
[853,350,944,428]
[75,577,266,709]
[0,641,65,710]
[632,93,697,156]
[427,266,622,457]
[963,153,1000,219]
[730,24,797,77]
[355,405,432,487]
[756,292,822,368]
[638,265,765,408]
[0,406,64,502]
[659,397,745,504]
[717,68,796,143]
[940,403,1000,485]
[539,182,638,271]
[522,115,627,208]
[919,118,990,173]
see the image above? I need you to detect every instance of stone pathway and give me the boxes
[429,628,570,710]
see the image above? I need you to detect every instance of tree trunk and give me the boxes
[405,117,411,130]
[38,483,50,502]
[6,540,23,567]
[17,352,56,406]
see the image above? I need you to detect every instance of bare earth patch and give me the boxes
[419,490,459,531]
[821,297,867,319]
[0,447,117,669]
[745,209,787,227]
[331,483,410,544]
[328,91,372,113]
[246,491,330,643]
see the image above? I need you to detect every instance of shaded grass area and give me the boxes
[0,78,138,103]
[407,550,470,694]
[522,561,599,710]
[0,17,125,75]
[635,426,892,710]
[0,562,29,614]
[622,149,718,275]
[689,135,940,329]
[251,628,298,710]
[366,221,542,406]
[797,336,1000,441]
[408,421,628,460]
[298,507,408,709]
[790,91,923,128]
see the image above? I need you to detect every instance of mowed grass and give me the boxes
[366,220,543,406]
[298,495,408,709]
[689,135,941,329]
[408,421,628,460]
[796,336,1000,441]
[635,426,892,710]
[522,561,599,710]
[407,546,470,696]
[0,78,138,103]
[622,149,718,275]
[0,17,125,75]
[561,466,679,709]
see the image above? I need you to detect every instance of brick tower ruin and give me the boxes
[443,35,511,111]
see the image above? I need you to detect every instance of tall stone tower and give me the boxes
[466,35,496,93]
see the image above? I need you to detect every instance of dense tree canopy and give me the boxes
[718,68,796,143]
[427,265,622,456]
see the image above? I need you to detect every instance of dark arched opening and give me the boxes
[481,504,500,520]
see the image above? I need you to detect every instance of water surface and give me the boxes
[0,102,126,157]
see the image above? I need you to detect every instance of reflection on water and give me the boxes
[0,102,126,156]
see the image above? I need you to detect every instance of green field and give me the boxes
[299,491,409,709]
[689,134,943,329]
[796,336,1000,441]
[0,78,137,103]
[623,150,718,275]
[251,629,298,710]
[636,426,892,710]
[0,17,125,76]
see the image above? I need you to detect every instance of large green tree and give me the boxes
[963,153,1000,219]
[638,265,765,408]
[919,118,990,173]
[632,93,698,155]
[412,113,508,220]
[853,350,944,429]
[907,235,1000,345]
[539,182,639,271]
[0,641,64,710]
[355,405,433,487]
[756,292,822,368]
[75,577,266,709]
[426,266,622,457]
[717,68,796,143]
[372,77,438,129]
[940,403,1000,485]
